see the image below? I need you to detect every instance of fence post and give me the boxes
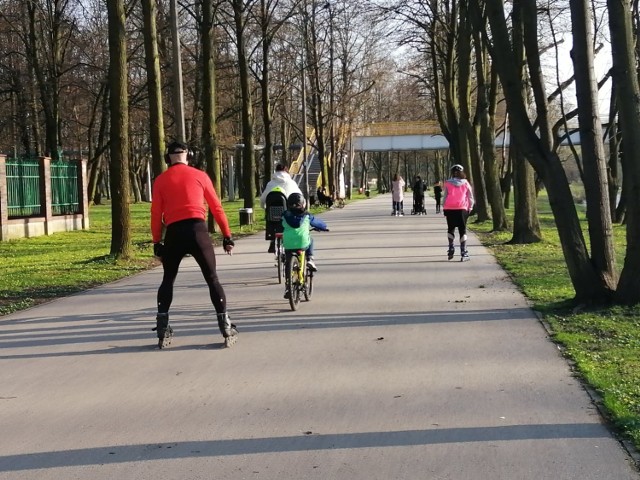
[39,156,53,235]
[0,154,7,241]
[78,158,90,229]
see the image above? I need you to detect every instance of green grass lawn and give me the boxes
[472,191,640,450]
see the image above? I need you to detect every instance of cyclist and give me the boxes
[260,163,302,253]
[282,192,329,276]
[151,141,237,348]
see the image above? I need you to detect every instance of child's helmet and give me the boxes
[287,192,306,210]
[451,164,464,172]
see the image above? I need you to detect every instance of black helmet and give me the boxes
[287,192,306,210]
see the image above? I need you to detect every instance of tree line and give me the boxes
[1,0,639,306]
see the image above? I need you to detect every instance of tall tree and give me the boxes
[509,0,541,243]
[252,0,299,190]
[230,0,256,209]
[469,0,508,230]
[141,0,166,178]
[569,0,616,290]
[106,0,132,258]
[481,0,613,303]
[200,0,221,195]
[26,0,77,159]
[607,0,640,303]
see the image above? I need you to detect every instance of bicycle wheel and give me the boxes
[304,267,313,301]
[287,255,301,311]
[276,237,283,284]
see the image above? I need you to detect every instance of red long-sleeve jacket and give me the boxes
[151,164,231,243]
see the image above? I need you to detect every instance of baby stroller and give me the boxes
[411,193,427,215]
[411,176,427,215]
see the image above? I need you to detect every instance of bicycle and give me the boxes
[284,248,314,311]
[274,232,286,284]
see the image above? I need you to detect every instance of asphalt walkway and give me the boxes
[1,194,638,479]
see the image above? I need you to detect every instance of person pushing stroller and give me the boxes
[411,175,427,215]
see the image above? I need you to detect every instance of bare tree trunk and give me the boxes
[569,0,617,290]
[608,0,640,303]
[201,0,222,233]
[141,0,166,179]
[232,0,255,209]
[106,0,132,258]
[510,143,541,243]
[606,80,622,222]
[482,0,612,303]
[508,0,541,244]
[473,16,508,230]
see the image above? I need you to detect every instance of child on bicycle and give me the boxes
[282,192,329,272]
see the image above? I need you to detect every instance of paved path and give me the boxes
[1,194,638,480]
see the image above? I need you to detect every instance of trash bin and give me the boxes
[239,208,254,227]
[365,190,370,198]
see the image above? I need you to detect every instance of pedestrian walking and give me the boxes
[433,181,443,214]
[411,175,426,215]
[391,173,405,216]
[442,164,475,261]
[151,141,237,349]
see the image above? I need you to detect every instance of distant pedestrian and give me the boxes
[411,175,426,215]
[151,141,237,349]
[442,165,474,261]
[391,173,405,216]
[433,181,443,213]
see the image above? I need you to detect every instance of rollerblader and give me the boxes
[442,164,475,262]
[151,141,237,349]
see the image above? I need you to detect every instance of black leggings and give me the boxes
[157,219,226,315]
[444,209,468,238]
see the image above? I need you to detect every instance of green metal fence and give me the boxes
[5,158,80,218]
[50,160,79,215]
[6,159,41,217]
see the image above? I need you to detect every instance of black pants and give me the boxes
[157,219,226,315]
[444,209,468,239]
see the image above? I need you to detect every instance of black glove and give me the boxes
[153,242,165,258]
[222,237,235,251]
